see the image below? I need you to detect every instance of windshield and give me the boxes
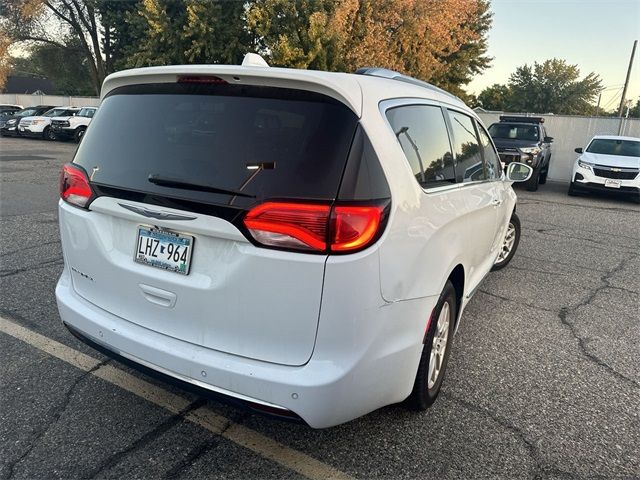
[44,108,73,117]
[78,108,95,117]
[16,108,38,117]
[586,138,640,158]
[74,83,359,208]
[488,123,539,141]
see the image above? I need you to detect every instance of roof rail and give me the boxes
[355,67,463,104]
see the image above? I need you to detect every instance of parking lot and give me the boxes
[1,136,638,479]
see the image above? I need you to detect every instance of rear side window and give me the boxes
[74,83,359,208]
[448,110,484,183]
[477,124,501,180]
[385,105,455,188]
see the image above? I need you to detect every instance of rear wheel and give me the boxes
[492,212,521,271]
[74,127,86,143]
[406,280,457,410]
[43,126,56,141]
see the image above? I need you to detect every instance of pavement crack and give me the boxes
[0,359,110,480]
[507,265,570,277]
[477,289,557,314]
[84,398,207,479]
[557,255,640,389]
[442,393,584,480]
[0,258,63,278]
[0,240,61,258]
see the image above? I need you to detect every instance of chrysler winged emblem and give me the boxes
[119,203,197,221]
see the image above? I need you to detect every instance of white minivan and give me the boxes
[56,58,532,428]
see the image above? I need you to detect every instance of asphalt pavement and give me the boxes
[1,136,639,479]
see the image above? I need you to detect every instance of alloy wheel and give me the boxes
[428,301,450,389]
[496,222,516,264]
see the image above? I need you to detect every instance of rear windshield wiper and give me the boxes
[148,174,256,198]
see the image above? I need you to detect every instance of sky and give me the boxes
[467,0,640,112]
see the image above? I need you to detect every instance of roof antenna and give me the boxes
[242,53,269,68]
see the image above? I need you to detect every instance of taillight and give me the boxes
[244,202,330,251]
[243,202,387,253]
[330,206,383,252]
[60,163,93,208]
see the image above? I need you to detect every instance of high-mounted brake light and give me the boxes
[60,163,93,208]
[243,202,387,253]
[177,75,228,84]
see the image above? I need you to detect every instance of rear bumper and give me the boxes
[56,266,433,428]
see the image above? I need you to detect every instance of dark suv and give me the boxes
[0,105,56,137]
[488,116,553,191]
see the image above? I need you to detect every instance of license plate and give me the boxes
[604,179,621,189]
[134,227,194,275]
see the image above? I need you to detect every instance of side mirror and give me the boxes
[574,147,583,154]
[544,136,554,143]
[505,162,533,183]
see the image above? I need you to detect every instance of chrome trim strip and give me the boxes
[119,203,197,221]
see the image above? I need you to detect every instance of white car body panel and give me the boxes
[57,63,521,427]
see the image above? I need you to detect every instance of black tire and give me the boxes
[539,169,548,185]
[525,167,540,191]
[406,280,457,410]
[74,127,86,143]
[491,212,521,271]
[43,126,56,141]
[567,182,579,196]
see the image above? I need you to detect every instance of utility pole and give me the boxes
[618,40,637,117]
[596,93,601,116]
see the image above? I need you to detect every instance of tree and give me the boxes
[628,98,640,118]
[246,0,492,95]
[477,83,511,111]
[0,0,110,94]
[128,0,250,67]
[10,39,94,95]
[477,59,603,115]
[508,59,602,114]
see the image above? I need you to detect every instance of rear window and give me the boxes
[74,83,359,208]
[488,123,539,141]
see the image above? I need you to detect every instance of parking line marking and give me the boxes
[0,316,353,480]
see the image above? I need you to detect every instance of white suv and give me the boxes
[56,57,532,428]
[51,107,98,142]
[19,106,81,140]
[569,135,640,202]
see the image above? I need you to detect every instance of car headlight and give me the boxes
[577,159,594,171]
[519,147,542,156]
[7,119,16,125]
[32,119,43,125]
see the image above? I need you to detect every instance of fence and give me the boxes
[0,93,100,108]
[476,112,640,182]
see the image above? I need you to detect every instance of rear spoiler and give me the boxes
[499,115,544,124]
[101,65,363,116]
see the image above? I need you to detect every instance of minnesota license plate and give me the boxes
[604,179,621,189]
[134,227,194,275]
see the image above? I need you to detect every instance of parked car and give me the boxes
[19,106,81,140]
[0,105,56,136]
[569,135,640,202]
[487,116,553,191]
[56,57,533,428]
[51,106,98,142]
[0,104,22,115]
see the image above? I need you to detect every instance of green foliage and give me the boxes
[478,58,603,115]
[11,40,94,95]
[628,98,640,118]
[477,83,511,111]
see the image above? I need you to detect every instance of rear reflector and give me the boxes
[60,163,93,208]
[243,201,387,253]
[177,75,228,84]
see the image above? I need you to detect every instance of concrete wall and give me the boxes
[0,93,100,108]
[476,112,640,182]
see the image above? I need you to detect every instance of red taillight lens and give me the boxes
[330,206,383,252]
[60,163,93,208]
[244,202,330,251]
[243,202,387,253]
